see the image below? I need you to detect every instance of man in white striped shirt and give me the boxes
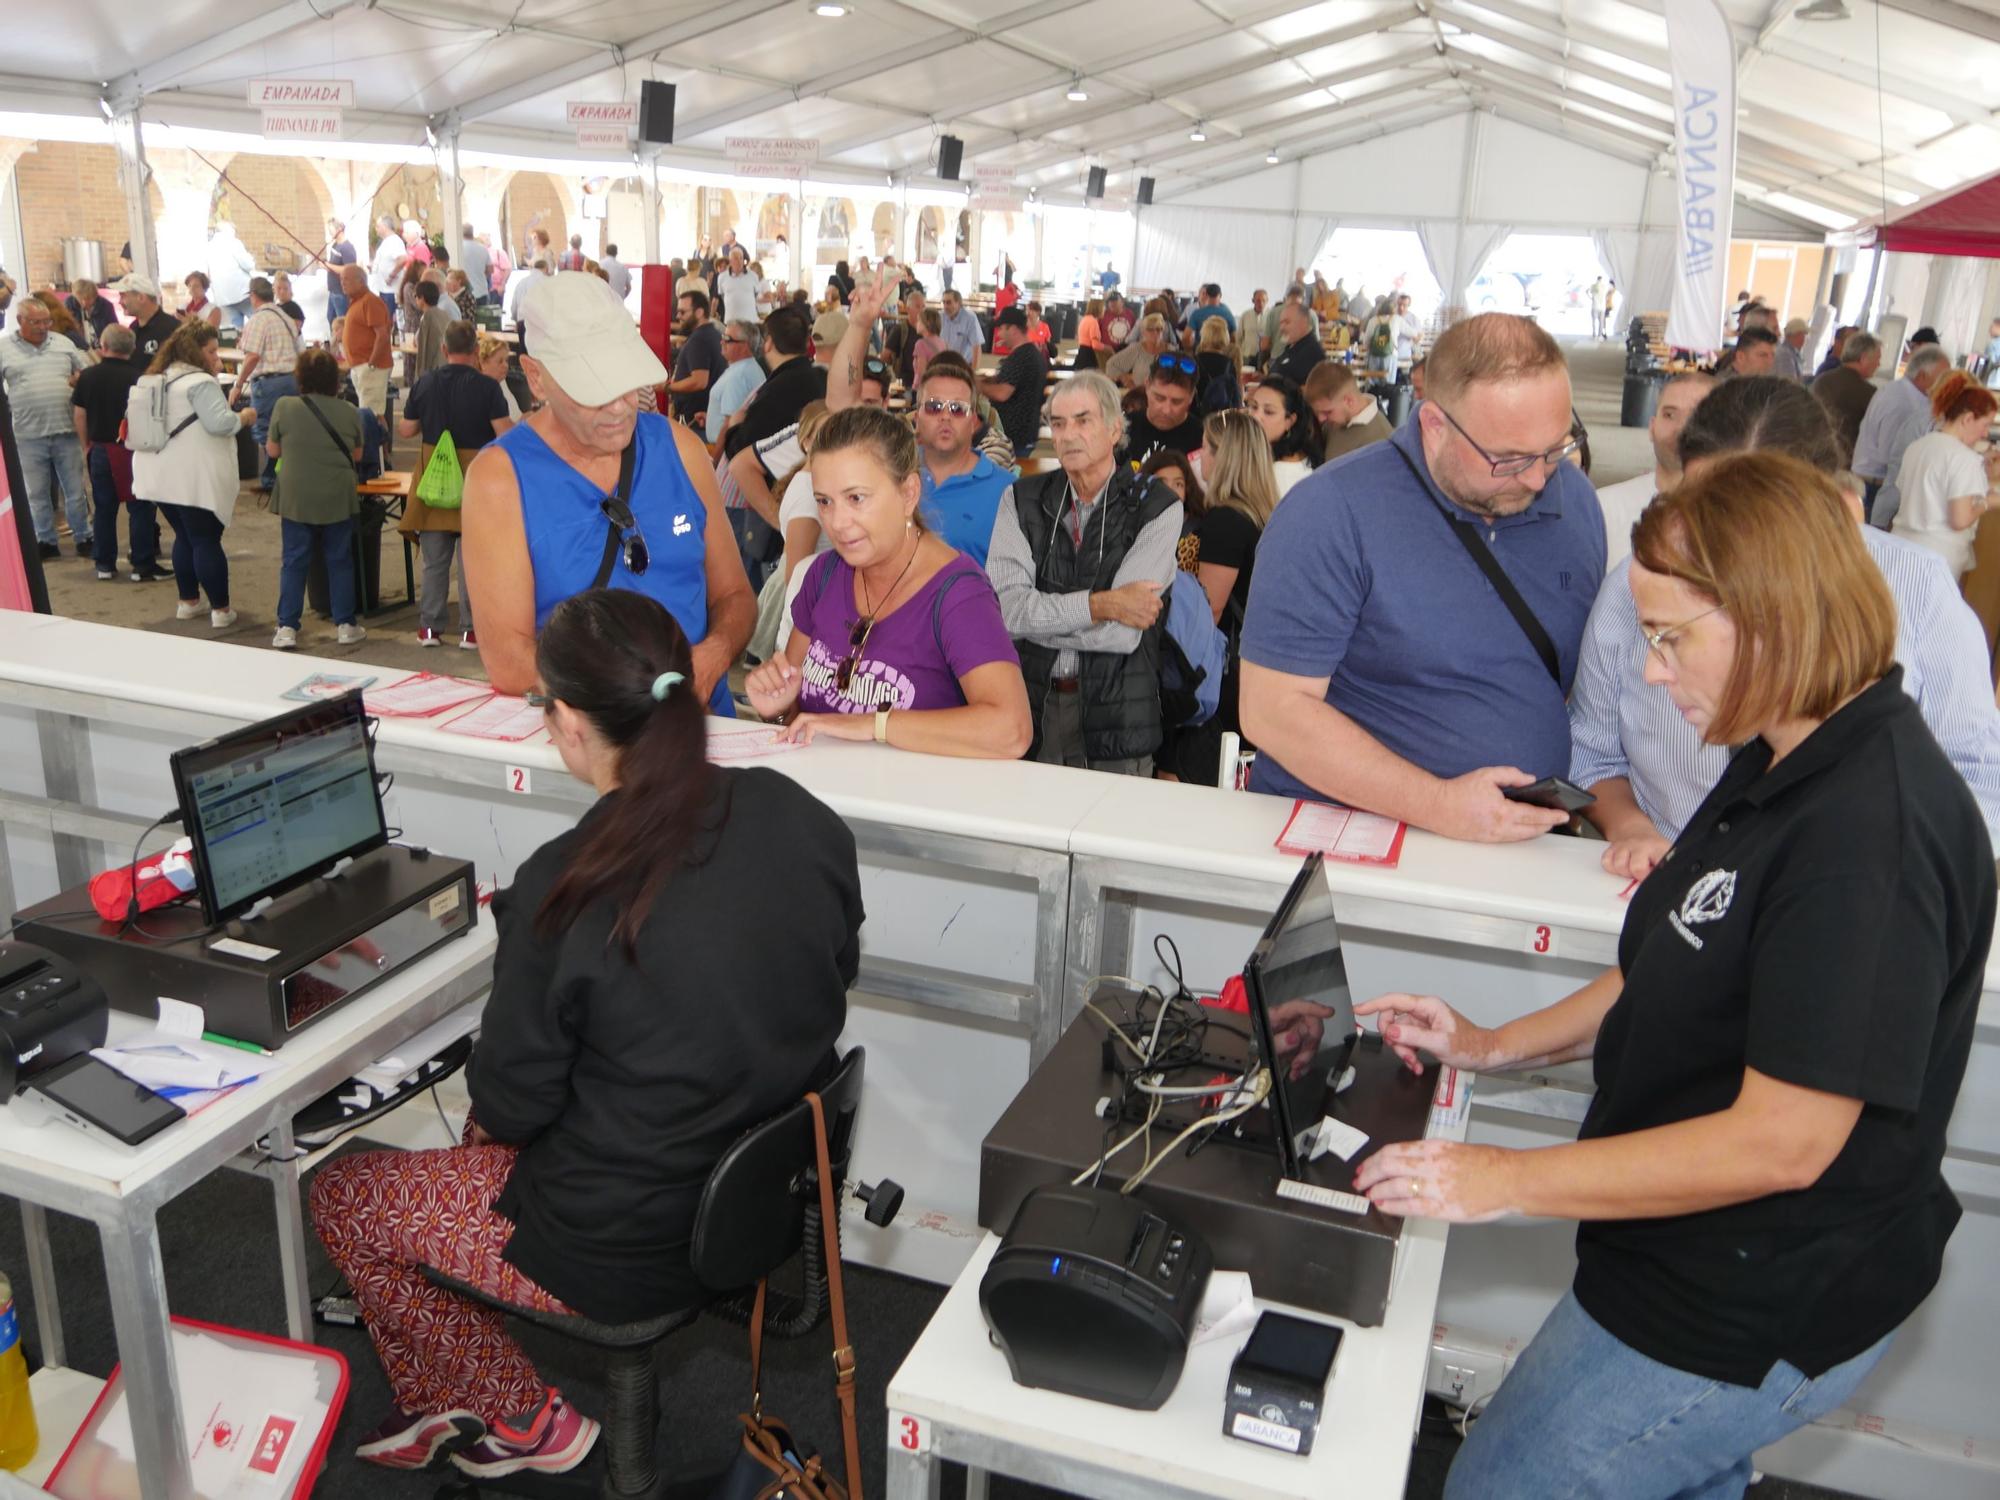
[1571,376,2000,879]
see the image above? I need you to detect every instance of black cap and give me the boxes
[994,307,1028,330]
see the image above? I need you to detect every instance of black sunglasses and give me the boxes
[600,494,650,576]
[837,615,876,694]
[1153,353,1198,376]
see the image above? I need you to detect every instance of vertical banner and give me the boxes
[1663,0,1736,352]
[0,394,46,613]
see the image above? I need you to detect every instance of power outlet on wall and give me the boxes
[1426,1325,1513,1413]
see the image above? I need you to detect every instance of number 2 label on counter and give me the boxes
[890,1411,929,1454]
[506,765,532,795]
[1523,923,1559,957]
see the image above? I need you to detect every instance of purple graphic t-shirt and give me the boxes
[791,551,1019,714]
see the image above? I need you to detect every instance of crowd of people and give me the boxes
[13,214,1997,1496]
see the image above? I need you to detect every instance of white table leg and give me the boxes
[19,1203,64,1370]
[266,1117,314,1343]
[884,1446,942,1500]
[97,1206,195,1500]
[964,1464,991,1500]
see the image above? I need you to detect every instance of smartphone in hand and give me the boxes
[1501,776,1597,814]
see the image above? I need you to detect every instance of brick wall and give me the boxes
[368,165,443,256]
[11,141,144,292]
[214,154,334,272]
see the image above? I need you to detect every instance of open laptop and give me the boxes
[1242,853,1360,1178]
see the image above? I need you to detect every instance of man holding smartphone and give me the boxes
[1239,314,1605,842]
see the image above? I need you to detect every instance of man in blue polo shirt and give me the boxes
[1239,312,1604,842]
[912,356,1013,564]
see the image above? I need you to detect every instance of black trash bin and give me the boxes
[1620,370,1665,428]
[307,497,389,617]
[1384,381,1413,428]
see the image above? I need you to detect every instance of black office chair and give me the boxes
[427,1046,902,1499]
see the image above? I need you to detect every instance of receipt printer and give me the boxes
[0,941,108,1096]
[979,1183,1211,1410]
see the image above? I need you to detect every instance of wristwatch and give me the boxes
[874,709,891,744]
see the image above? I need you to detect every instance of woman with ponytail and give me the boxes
[312,588,862,1481]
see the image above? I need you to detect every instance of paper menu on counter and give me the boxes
[706,723,802,761]
[364,672,494,718]
[1275,800,1408,867]
[438,694,548,742]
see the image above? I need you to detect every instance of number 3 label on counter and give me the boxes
[890,1411,930,1454]
[1523,923,1559,957]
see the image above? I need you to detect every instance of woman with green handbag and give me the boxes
[266,346,365,649]
[396,320,514,647]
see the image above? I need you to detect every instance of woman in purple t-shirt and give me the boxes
[745,407,1031,757]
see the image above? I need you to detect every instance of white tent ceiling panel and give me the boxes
[1008,0,1220,59]
[1249,0,1399,45]
[1470,115,1648,222]
[1101,34,1276,89]
[1297,109,1470,215]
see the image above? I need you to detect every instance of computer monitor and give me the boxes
[170,692,387,923]
[1242,853,1359,1178]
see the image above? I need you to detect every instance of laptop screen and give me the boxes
[1243,854,1358,1176]
[172,693,386,922]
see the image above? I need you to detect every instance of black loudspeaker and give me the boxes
[1137,176,1155,205]
[1086,165,1107,200]
[639,80,676,145]
[938,135,964,179]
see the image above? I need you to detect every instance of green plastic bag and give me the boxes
[416,430,464,511]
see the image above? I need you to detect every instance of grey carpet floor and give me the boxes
[0,1139,1863,1499]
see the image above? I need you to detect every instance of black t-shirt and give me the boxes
[1194,503,1258,623]
[472,771,863,1324]
[671,320,728,420]
[991,342,1047,454]
[1120,405,1205,465]
[70,357,143,443]
[726,355,827,462]
[1576,670,1994,1386]
[132,310,182,364]
[405,363,509,451]
[278,299,306,329]
[1270,336,1325,388]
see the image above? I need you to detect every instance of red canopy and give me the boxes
[1860,167,2000,258]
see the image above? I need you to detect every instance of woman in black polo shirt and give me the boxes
[1355,452,1995,1499]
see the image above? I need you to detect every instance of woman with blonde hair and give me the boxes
[477,333,522,421]
[1360,451,1993,1500]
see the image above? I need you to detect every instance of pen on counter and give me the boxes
[1615,876,1640,901]
[202,1030,272,1057]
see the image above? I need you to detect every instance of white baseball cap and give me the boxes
[109,274,162,300]
[519,271,666,406]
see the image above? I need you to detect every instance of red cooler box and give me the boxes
[46,1317,348,1499]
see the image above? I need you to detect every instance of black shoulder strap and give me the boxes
[589,437,639,591]
[298,394,359,474]
[1387,440,1561,684]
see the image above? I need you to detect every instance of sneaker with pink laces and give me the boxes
[450,1388,598,1478]
[354,1405,484,1469]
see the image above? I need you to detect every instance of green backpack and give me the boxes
[415,429,464,510]
[1368,317,1395,361]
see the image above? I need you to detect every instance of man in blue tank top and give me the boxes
[463,273,756,715]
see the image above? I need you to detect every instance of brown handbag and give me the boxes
[720,1091,864,1500]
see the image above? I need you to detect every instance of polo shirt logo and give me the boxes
[1669,869,1737,951]
[673,513,692,536]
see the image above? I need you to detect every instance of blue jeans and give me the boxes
[250,374,297,490]
[86,445,158,571]
[157,504,229,608]
[1445,1292,1893,1500]
[277,518,356,628]
[220,298,251,329]
[730,506,777,592]
[17,433,90,547]
[327,290,350,323]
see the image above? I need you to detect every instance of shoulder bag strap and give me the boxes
[1386,441,1561,684]
[589,437,639,591]
[298,395,359,474]
[805,1091,863,1500]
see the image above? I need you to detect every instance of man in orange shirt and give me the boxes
[339,263,393,419]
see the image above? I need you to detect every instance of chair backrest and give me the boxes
[687,1046,866,1291]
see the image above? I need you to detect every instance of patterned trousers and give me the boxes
[311,1141,571,1425]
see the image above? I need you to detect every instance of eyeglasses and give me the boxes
[920,398,972,417]
[721,334,747,346]
[525,690,555,711]
[1153,353,1198,377]
[1642,605,1723,666]
[600,494,650,577]
[1433,403,1585,479]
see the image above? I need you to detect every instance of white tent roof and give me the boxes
[7,0,1998,223]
